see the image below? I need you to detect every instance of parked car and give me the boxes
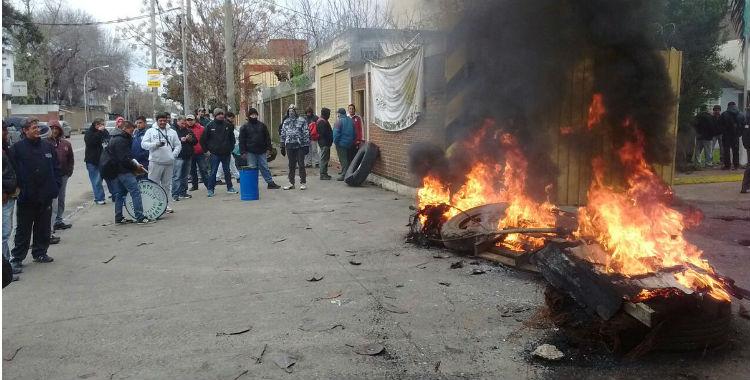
[61,121,72,138]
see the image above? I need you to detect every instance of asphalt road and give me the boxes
[2,134,749,379]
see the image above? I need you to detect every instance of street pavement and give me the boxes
[2,134,750,379]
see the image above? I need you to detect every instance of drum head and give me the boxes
[125,179,169,220]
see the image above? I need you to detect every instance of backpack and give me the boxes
[309,121,319,141]
[99,144,119,180]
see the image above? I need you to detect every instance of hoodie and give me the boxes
[47,124,74,177]
[239,118,272,155]
[141,125,182,164]
[280,110,310,149]
[720,104,743,140]
[333,111,355,148]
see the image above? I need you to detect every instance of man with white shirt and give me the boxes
[141,112,181,213]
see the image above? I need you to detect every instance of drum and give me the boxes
[125,179,169,220]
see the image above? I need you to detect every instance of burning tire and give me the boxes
[345,142,379,186]
[440,203,508,253]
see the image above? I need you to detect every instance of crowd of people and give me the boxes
[693,101,750,193]
[1,103,366,283]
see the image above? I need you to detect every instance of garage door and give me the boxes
[335,69,350,110]
[321,74,335,111]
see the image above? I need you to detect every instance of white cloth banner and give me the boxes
[371,48,424,132]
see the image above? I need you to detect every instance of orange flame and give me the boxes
[587,93,605,130]
[576,128,731,302]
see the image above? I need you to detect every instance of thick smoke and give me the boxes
[410,0,674,200]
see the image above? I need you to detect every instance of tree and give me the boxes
[2,0,42,45]
[655,0,734,170]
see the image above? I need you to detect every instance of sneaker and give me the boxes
[10,264,22,274]
[283,184,295,190]
[181,193,192,199]
[115,218,134,225]
[189,186,199,192]
[300,184,307,190]
[33,255,54,263]
[11,274,19,282]
[50,235,61,244]
[227,188,239,194]
[95,200,106,205]
[320,175,332,180]
[741,189,748,194]
[54,222,72,230]
[165,207,174,214]
[216,179,225,185]
[268,182,281,189]
[207,190,215,197]
[136,218,153,224]
[173,196,180,202]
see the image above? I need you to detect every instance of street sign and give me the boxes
[147,69,161,88]
[11,81,27,97]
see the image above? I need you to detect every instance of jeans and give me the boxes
[723,136,740,168]
[335,145,351,177]
[11,201,52,264]
[217,155,240,181]
[246,152,274,184]
[319,144,331,176]
[207,154,233,191]
[696,139,713,166]
[86,162,106,202]
[171,158,192,198]
[190,154,209,189]
[2,199,15,261]
[51,175,69,225]
[286,146,306,185]
[149,161,174,199]
[111,173,144,221]
[305,141,320,166]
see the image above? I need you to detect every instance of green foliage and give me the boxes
[657,0,734,130]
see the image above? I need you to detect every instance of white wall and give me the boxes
[2,49,15,96]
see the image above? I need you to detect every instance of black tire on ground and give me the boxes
[344,142,379,186]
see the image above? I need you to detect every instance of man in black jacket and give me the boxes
[316,108,333,180]
[694,105,716,167]
[239,108,280,189]
[84,118,111,204]
[3,124,19,274]
[719,102,743,170]
[171,116,197,201]
[9,119,60,271]
[108,121,151,224]
[200,108,237,197]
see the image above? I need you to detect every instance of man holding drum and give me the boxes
[142,112,181,212]
[108,121,152,225]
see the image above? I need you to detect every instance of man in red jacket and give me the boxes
[187,115,209,191]
[347,104,364,163]
[48,121,73,240]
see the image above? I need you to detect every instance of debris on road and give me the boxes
[232,369,249,380]
[382,302,408,314]
[472,268,486,275]
[434,360,441,373]
[353,343,385,356]
[102,256,116,264]
[136,242,152,247]
[215,327,252,337]
[325,253,337,257]
[349,260,362,266]
[345,249,357,253]
[450,261,464,269]
[272,238,287,244]
[299,321,344,332]
[532,344,564,361]
[315,290,342,301]
[3,346,23,361]
[439,282,451,287]
[306,274,324,282]
[251,344,268,364]
[269,352,297,373]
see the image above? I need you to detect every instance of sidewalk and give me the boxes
[3,149,749,379]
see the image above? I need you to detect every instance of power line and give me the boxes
[17,7,181,27]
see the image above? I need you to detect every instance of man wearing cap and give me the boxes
[171,116,196,201]
[198,108,211,129]
[47,121,74,234]
[9,119,60,271]
[186,114,208,191]
[279,104,310,190]
[131,116,150,172]
[240,108,280,189]
[200,108,238,197]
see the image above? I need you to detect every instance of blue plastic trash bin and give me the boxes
[239,168,259,201]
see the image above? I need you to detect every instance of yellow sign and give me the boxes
[147,68,161,88]
[147,69,161,75]
[147,80,161,88]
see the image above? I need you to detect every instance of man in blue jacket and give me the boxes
[9,119,61,271]
[131,116,150,174]
[332,108,355,181]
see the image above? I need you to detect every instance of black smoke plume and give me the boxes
[409,0,674,200]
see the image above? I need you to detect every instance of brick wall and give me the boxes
[298,89,315,113]
[352,74,366,91]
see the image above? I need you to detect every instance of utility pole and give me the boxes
[180,3,190,115]
[151,0,158,118]
[224,0,235,112]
